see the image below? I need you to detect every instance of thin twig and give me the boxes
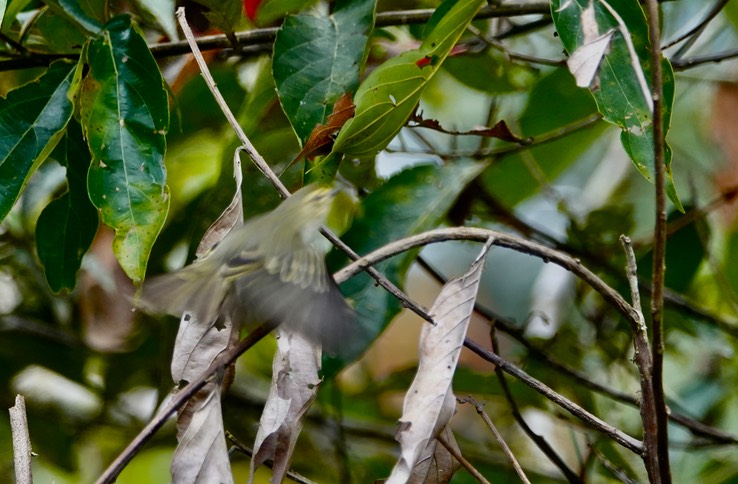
[488,329,583,483]
[662,0,730,52]
[464,338,643,454]
[644,0,672,480]
[589,443,639,484]
[436,431,491,484]
[390,113,604,159]
[457,396,531,484]
[9,395,33,484]
[467,23,565,67]
[226,432,317,484]
[671,48,738,69]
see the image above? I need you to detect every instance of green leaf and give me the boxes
[330,0,485,158]
[552,0,683,211]
[36,120,99,293]
[0,59,81,223]
[1,0,31,33]
[324,160,485,375]
[80,15,170,283]
[272,0,375,144]
[44,0,104,35]
[639,207,707,293]
[33,8,89,53]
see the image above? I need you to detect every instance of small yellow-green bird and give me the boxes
[137,184,356,356]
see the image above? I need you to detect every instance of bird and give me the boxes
[135,184,357,357]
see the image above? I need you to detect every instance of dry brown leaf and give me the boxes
[196,148,244,257]
[409,112,530,145]
[387,239,493,483]
[284,93,355,172]
[170,314,238,483]
[407,426,460,484]
[249,329,322,483]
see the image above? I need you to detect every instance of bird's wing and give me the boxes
[223,247,357,357]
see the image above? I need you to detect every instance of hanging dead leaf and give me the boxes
[387,239,494,483]
[249,329,322,483]
[170,312,239,483]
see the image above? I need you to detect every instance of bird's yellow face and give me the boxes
[301,185,336,218]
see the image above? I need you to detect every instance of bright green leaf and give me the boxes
[0,59,81,223]
[80,15,170,283]
[272,0,375,144]
[36,120,99,293]
[330,0,485,158]
[324,160,485,375]
[1,0,31,33]
[552,0,683,211]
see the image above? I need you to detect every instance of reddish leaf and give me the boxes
[288,93,355,166]
[410,112,531,145]
[474,120,532,144]
[243,0,262,20]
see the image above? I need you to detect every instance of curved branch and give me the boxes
[335,226,639,326]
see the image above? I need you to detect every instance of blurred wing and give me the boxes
[137,262,229,324]
[224,247,357,357]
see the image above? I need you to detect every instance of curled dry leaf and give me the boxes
[249,329,322,483]
[406,425,461,484]
[409,112,531,145]
[170,313,238,484]
[284,93,355,172]
[170,146,245,481]
[387,239,494,483]
[196,148,245,257]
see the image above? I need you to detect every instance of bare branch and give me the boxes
[644,0,673,480]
